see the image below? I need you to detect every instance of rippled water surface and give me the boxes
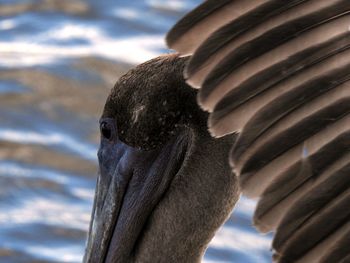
[0,1,272,262]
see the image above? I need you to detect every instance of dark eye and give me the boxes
[100,121,112,140]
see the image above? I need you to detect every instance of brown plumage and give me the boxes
[166,0,350,262]
[84,55,240,263]
[84,1,350,262]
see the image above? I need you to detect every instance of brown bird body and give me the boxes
[84,0,350,262]
[84,55,240,263]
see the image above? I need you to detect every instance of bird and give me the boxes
[84,0,350,262]
[83,55,240,263]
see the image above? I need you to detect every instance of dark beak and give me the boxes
[83,124,189,263]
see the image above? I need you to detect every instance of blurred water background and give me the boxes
[0,0,272,262]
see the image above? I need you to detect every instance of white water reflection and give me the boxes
[210,226,271,262]
[0,197,91,229]
[0,129,97,160]
[0,18,17,30]
[0,34,164,67]
[146,0,198,11]
[25,245,83,263]
[0,161,70,183]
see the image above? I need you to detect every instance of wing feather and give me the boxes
[300,222,350,263]
[240,116,350,198]
[210,35,350,137]
[185,0,340,88]
[199,2,350,111]
[274,187,350,262]
[235,89,350,174]
[185,0,308,87]
[320,230,350,263]
[166,1,350,262]
[166,0,267,56]
[254,152,350,233]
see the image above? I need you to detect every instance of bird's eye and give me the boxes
[100,121,112,140]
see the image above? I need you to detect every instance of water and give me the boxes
[0,1,272,262]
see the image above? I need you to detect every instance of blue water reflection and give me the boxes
[0,1,272,262]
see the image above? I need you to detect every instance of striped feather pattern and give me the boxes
[167,0,350,262]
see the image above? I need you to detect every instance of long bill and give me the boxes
[83,131,189,263]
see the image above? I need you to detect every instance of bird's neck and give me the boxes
[132,130,239,262]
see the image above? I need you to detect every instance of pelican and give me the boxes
[84,1,350,262]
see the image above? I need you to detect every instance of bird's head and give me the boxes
[84,54,239,263]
